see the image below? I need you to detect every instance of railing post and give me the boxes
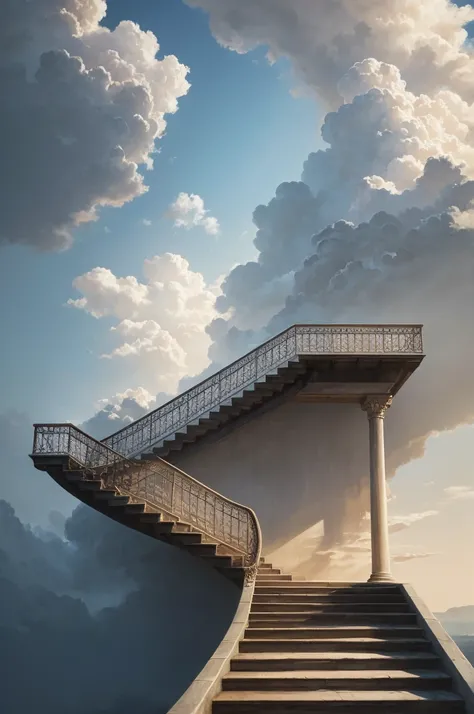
[67,426,71,457]
[171,471,176,512]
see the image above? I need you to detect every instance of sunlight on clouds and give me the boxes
[166,192,220,235]
[0,0,190,249]
[68,253,219,393]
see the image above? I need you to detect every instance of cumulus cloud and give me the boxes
[0,0,190,250]
[68,253,219,393]
[444,485,474,501]
[166,192,220,235]
[185,0,474,105]
[80,388,172,440]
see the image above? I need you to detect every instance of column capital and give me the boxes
[361,395,393,419]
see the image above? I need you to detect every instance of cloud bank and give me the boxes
[1,0,190,250]
[0,495,239,714]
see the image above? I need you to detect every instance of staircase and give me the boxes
[140,358,308,461]
[100,324,424,462]
[30,424,261,584]
[212,563,465,713]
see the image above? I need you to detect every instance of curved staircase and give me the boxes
[213,563,465,713]
[30,423,261,584]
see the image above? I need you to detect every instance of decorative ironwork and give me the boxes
[31,424,261,569]
[102,324,423,457]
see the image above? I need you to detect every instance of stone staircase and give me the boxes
[66,471,244,581]
[212,563,465,713]
[140,358,308,461]
[31,434,260,585]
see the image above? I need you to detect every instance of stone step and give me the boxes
[139,513,164,523]
[247,613,418,627]
[222,669,451,692]
[121,503,145,515]
[257,568,282,575]
[239,638,432,653]
[76,479,102,491]
[201,555,234,568]
[106,496,130,507]
[253,382,280,395]
[212,689,464,713]
[184,543,218,557]
[140,520,187,535]
[93,489,119,500]
[252,593,407,604]
[255,586,402,597]
[255,581,401,590]
[245,625,423,640]
[166,532,203,546]
[251,602,411,613]
[256,574,292,581]
[231,651,441,672]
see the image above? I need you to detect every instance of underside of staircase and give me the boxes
[33,456,250,584]
[140,358,309,461]
[139,354,415,463]
[212,563,466,713]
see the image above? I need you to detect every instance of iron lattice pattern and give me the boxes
[32,424,260,567]
[102,324,423,457]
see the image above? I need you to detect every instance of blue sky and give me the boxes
[0,0,318,423]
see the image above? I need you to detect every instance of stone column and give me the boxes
[361,395,394,583]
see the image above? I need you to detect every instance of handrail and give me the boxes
[31,423,261,570]
[102,323,424,457]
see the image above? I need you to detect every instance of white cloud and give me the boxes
[389,511,439,534]
[68,253,219,393]
[166,192,220,235]
[142,219,152,227]
[392,552,438,563]
[444,486,474,501]
[0,0,190,250]
[186,0,474,106]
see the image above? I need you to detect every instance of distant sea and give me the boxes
[454,636,474,666]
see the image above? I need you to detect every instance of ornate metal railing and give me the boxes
[31,424,261,569]
[102,324,423,457]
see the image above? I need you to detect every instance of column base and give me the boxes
[368,572,395,583]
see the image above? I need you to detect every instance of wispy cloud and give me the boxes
[142,219,152,227]
[392,552,438,563]
[444,485,474,501]
[388,511,439,534]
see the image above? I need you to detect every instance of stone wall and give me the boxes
[171,400,370,552]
